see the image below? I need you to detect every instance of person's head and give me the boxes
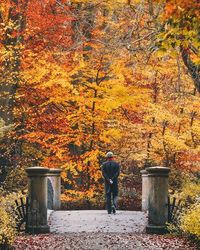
[106,151,114,160]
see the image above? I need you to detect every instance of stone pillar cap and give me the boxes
[26,166,50,175]
[146,166,170,174]
[140,169,148,174]
[48,168,62,175]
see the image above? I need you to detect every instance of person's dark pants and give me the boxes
[105,182,118,214]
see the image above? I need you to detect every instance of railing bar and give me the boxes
[15,200,23,218]
[25,197,29,233]
[170,197,176,216]
[20,197,26,216]
[167,196,171,222]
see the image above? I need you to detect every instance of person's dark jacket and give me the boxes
[101,160,120,190]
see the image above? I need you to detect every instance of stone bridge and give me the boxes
[26,166,170,235]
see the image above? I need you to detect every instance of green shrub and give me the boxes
[2,165,28,193]
[0,206,16,249]
[180,182,200,203]
[169,168,191,192]
[168,178,200,244]
[173,179,200,205]
[0,191,25,249]
[180,202,200,240]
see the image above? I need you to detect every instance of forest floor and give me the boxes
[13,210,198,250]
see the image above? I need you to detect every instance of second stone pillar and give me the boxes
[48,168,62,210]
[140,169,149,212]
[146,166,170,234]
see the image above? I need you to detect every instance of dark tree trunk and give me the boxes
[181,47,200,93]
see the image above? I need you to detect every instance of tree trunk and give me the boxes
[181,47,200,93]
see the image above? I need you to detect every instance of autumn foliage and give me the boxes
[0,0,199,204]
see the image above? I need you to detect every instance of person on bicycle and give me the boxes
[101,151,120,214]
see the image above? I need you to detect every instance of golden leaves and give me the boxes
[0,1,11,24]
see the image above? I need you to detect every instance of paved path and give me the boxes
[49,210,147,233]
[14,211,198,249]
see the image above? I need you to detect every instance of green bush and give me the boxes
[172,177,200,206]
[180,202,200,240]
[2,165,28,193]
[169,168,191,192]
[179,181,200,204]
[168,179,200,243]
[0,206,16,249]
[0,191,25,249]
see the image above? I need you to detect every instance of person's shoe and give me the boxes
[112,205,116,214]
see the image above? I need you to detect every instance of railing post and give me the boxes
[26,167,50,233]
[146,166,170,234]
[48,169,62,210]
[140,169,149,212]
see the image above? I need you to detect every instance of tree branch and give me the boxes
[181,46,200,93]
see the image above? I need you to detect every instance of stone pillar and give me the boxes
[146,166,170,234]
[140,169,149,212]
[26,167,50,234]
[48,169,62,210]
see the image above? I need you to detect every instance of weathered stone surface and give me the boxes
[48,169,62,210]
[26,167,50,233]
[140,169,149,212]
[146,166,170,234]
[47,178,54,210]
